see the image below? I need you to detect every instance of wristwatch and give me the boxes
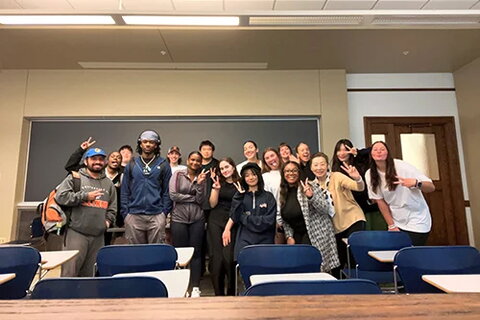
[416,180,423,189]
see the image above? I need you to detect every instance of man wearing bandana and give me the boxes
[120,130,173,244]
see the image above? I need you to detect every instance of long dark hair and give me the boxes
[279,161,301,209]
[240,164,264,192]
[261,147,283,173]
[369,141,397,192]
[218,157,240,184]
[331,139,354,173]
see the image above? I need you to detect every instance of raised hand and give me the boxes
[86,189,104,201]
[289,154,300,164]
[345,144,358,156]
[233,181,245,193]
[211,175,221,190]
[300,179,313,198]
[394,176,417,188]
[341,162,361,181]
[197,169,207,184]
[209,167,217,180]
[80,137,96,150]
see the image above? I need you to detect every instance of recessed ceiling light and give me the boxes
[0,15,115,25]
[122,16,240,26]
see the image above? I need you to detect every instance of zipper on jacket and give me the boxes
[252,192,256,209]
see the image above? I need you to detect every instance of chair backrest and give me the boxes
[31,276,168,299]
[96,244,178,276]
[0,246,41,299]
[349,231,412,272]
[244,279,381,296]
[237,244,322,288]
[394,246,480,293]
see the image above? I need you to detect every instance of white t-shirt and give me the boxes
[236,160,263,174]
[365,159,432,233]
[170,165,187,175]
[263,170,282,224]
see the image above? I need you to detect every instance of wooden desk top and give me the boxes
[422,274,480,293]
[40,250,79,270]
[368,250,398,263]
[0,273,15,285]
[2,294,480,319]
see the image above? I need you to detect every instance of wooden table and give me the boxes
[2,294,480,319]
[0,273,15,285]
[175,247,194,268]
[114,269,190,298]
[368,250,398,263]
[250,272,336,286]
[422,274,480,293]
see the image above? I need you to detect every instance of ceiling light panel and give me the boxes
[0,15,116,25]
[122,0,174,11]
[274,0,327,10]
[78,62,268,70]
[249,15,363,25]
[323,0,377,10]
[15,0,73,10]
[373,0,426,10]
[422,0,479,10]
[122,15,240,26]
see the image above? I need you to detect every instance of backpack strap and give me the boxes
[63,171,81,244]
[71,171,81,192]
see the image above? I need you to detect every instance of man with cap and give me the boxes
[55,147,117,277]
[121,129,173,244]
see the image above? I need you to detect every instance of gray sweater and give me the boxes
[55,168,117,236]
[169,169,206,224]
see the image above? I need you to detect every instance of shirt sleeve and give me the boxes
[365,169,384,200]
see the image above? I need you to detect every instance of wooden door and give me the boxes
[364,117,468,245]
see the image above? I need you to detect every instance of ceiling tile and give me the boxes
[68,0,119,10]
[0,0,22,9]
[274,0,326,10]
[122,0,174,11]
[323,0,377,10]
[422,0,478,9]
[373,0,427,10]
[173,0,223,11]
[16,0,73,9]
[225,0,274,11]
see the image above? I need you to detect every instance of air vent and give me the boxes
[372,16,480,25]
[249,16,364,26]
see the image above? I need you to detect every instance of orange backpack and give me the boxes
[38,171,81,235]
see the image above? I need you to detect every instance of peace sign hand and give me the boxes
[394,176,417,188]
[80,137,96,150]
[209,167,217,180]
[300,179,313,198]
[211,175,221,190]
[345,144,358,156]
[197,169,207,184]
[233,181,245,194]
[341,162,361,181]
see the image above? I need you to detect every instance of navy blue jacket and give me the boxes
[120,156,172,217]
[230,190,276,259]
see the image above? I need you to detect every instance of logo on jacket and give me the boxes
[259,203,267,208]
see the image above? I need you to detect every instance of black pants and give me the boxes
[207,222,236,296]
[400,228,430,246]
[171,220,205,287]
[333,220,366,278]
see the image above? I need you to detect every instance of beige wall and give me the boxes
[0,69,349,240]
[454,58,480,248]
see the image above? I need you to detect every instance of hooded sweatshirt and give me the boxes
[55,168,117,237]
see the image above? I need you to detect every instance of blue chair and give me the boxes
[96,244,177,276]
[394,246,480,293]
[244,279,381,296]
[348,231,412,284]
[31,276,168,299]
[237,245,322,290]
[0,246,41,299]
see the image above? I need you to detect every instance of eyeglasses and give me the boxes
[284,169,299,174]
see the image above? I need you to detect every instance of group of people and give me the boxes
[54,129,435,297]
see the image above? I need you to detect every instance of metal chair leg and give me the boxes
[235,264,239,296]
[393,265,398,294]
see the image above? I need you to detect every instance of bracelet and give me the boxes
[388,224,397,230]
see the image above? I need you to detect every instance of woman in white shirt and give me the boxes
[236,140,263,173]
[365,141,435,246]
[167,146,187,174]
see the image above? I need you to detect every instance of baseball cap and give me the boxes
[85,147,107,158]
[168,146,181,155]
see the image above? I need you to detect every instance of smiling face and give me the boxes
[85,155,106,173]
[336,144,350,163]
[107,152,122,170]
[264,150,280,170]
[219,160,234,179]
[200,145,213,161]
[296,143,311,163]
[243,142,258,161]
[279,145,291,160]
[120,148,132,163]
[310,155,329,179]
[283,162,300,185]
[244,169,259,188]
[371,142,388,162]
[167,151,180,165]
[187,153,203,172]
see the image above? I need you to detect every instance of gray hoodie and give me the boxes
[169,169,206,224]
[55,168,117,237]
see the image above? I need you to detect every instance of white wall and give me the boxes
[347,73,473,245]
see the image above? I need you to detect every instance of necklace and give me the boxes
[140,155,156,175]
